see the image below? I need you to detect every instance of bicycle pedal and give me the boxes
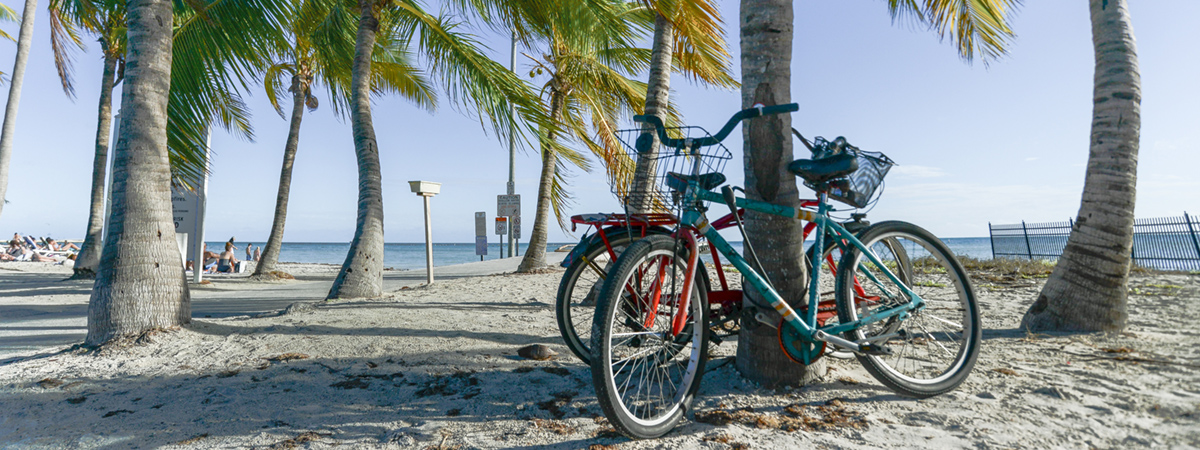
[857,342,893,356]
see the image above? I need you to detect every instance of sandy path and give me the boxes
[0,262,1196,449]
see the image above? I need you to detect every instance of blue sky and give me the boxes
[0,1,1196,245]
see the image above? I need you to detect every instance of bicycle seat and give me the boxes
[666,172,726,191]
[787,153,858,185]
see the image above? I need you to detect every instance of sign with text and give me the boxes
[495,217,508,235]
[497,194,520,218]
[512,215,521,239]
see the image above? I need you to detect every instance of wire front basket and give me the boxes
[612,126,733,213]
[805,137,896,209]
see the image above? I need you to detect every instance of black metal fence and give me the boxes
[989,213,1200,271]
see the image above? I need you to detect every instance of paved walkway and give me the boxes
[0,257,544,362]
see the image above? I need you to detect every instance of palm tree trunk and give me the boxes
[517,94,563,273]
[328,0,385,299]
[87,0,189,346]
[628,13,673,214]
[72,50,120,279]
[1021,0,1139,333]
[0,0,37,220]
[735,0,824,388]
[254,76,307,277]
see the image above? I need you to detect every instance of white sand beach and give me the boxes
[0,259,1197,449]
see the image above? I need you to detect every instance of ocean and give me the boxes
[209,237,995,271]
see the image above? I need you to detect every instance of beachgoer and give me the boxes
[217,242,238,273]
[245,243,254,262]
[253,246,261,262]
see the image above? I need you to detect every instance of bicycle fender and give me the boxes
[559,226,673,268]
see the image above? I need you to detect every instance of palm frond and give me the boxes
[48,2,87,97]
[887,0,1020,64]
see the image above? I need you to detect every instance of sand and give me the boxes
[0,259,1197,449]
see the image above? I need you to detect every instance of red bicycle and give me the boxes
[555,202,864,364]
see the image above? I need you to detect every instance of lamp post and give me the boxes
[409,181,441,284]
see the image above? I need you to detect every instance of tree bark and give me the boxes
[72,50,120,279]
[1022,0,1139,333]
[254,74,307,277]
[0,0,37,219]
[627,13,673,214]
[735,0,824,388]
[328,0,385,299]
[517,93,564,273]
[87,0,189,346]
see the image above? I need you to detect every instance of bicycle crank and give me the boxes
[777,319,826,365]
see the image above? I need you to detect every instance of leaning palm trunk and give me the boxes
[734,0,824,387]
[517,95,564,273]
[72,50,120,279]
[254,76,308,278]
[0,0,37,219]
[626,13,673,214]
[1021,0,1140,333]
[328,0,385,299]
[87,0,189,346]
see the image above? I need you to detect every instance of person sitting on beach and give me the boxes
[217,242,239,273]
[45,238,78,253]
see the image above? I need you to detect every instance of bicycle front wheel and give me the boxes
[591,235,708,439]
[835,221,980,397]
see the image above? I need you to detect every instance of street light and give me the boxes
[409,181,441,284]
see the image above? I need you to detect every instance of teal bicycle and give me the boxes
[589,104,981,439]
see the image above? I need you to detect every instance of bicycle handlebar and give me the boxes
[633,103,799,150]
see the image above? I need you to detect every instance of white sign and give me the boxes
[497,194,520,218]
[512,215,521,238]
[172,188,201,233]
[475,212,487,236]
[495,217,508,235]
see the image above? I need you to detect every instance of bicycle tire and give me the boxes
[591,235,709,439]
[834,221,980,397]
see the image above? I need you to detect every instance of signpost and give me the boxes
[474,212,487,261]
[498,194,520,257]
[171,175,207,283]
[495,217,508,258]
[410,181,441,284]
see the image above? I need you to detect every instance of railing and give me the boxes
[989,212,1200,271]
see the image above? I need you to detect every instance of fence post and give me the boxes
[1185,212,1200,259]
[988,222,997,259]
[1022,220,1033,259]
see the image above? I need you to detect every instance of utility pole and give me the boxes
[507,30,517,258]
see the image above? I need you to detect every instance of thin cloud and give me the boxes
[891,165,945,178]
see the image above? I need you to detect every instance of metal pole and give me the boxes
[423,195,434,284]
[1022,221,1033,260]
[988,222,996,259]
[507,31,518,259]
[1185,212,1200,260]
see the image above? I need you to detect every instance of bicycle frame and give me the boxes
[677,178,924,352]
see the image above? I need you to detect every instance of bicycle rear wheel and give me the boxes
[556,228,670,363]
[592,235,708,439]
[835,221,980,397]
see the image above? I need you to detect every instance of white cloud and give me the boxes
[1025,157,1040,162]
[890,165,945,178]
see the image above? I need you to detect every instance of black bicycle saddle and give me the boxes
[787,153,858,185]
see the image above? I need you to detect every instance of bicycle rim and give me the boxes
[593,238,707,437]
[836,221,980,396]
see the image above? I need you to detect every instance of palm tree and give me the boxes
[252,0,435,279]
[514,1,736,272]
[85,0,187,346]
[514,13,658,273]
[49,0,125,278]
[52,0,289,278]
[1021,0,1139,332]
[0,0,38,220]
[628,0,734,214]
[734,0,1018,388]
[86,0,291,345]
[328,0,549,299]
